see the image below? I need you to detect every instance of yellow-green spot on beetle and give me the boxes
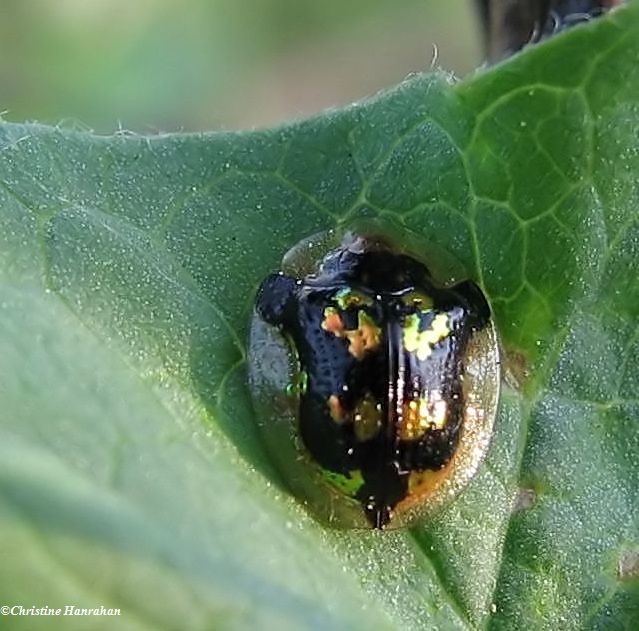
[324,469,365,497]
[403,312,450,361]
[286,370,308,397]
[335,287,373,310]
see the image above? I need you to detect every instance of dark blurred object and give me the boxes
[476,0,623,61]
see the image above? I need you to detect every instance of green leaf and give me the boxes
[1,5,638,629]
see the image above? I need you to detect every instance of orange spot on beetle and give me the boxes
[328,394,345,423]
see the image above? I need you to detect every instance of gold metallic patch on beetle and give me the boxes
[398,391,449,440]
[335,287,372,310]
[328,394,345,423]
[401,290,433,311]
[399,398,428,440]
[428,391,448,429]
[408,468,447,495]
[353,393,382,441]
[344,311,381,359]
[403,312,450,361]
[395,459,455,515]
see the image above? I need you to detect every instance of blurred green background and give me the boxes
[0,0,481,132]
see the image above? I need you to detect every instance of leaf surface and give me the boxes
[0,5,638,629]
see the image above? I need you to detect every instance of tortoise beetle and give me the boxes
[249,227,500,529]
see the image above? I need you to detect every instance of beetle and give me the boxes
[249,229,500,529]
